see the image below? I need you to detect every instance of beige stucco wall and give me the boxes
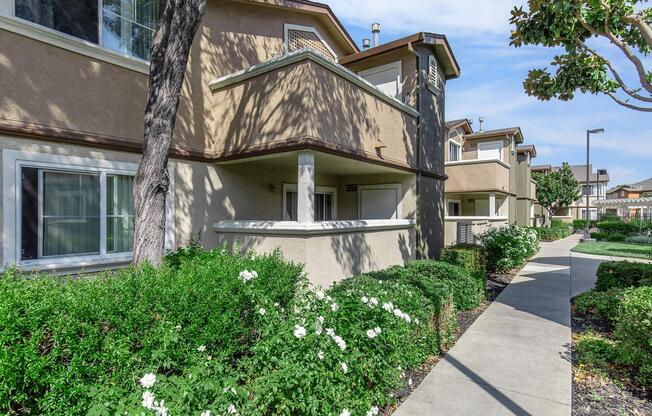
[445,161,510,193]
[0,0,352,155]
[462,137,510,162]
[217,227,416,287]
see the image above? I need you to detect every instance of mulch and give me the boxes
[383,270,518,415]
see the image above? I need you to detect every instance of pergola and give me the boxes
[595,198,652,218]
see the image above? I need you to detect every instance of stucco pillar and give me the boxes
[489,193,496,218]
[297,151,315,223]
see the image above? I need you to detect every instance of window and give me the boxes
[358,61,402,100]
[358,184,401,220]
[447,200,461,217]
[449,141,461,162]
[581,208,598,220]
[284,24,337,60]
[20,167,134,260]
[283,184,336,221]
[477,141,503,161]
[14,0,159,60]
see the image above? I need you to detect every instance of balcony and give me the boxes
[445,159,511,194]
[207,49,419,169]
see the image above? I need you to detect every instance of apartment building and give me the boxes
[531,164,609,221]
[0,0,460,285]
[604,178,652,219]
[443,119,537,245]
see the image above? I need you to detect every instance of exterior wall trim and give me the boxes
[444,216,509,221]
[0,13,150,74]
[208,49,420,117]
[213,219,415,236]
[445,189,517,197]
[445,158,510,169]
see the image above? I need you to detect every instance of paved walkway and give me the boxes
[395,236,583,416]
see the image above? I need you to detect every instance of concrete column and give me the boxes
[297,151,315,223]
[489,193,496,218]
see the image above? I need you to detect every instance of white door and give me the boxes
[359,186,400,219]
[477,141,502,161]
[359,62,401,100]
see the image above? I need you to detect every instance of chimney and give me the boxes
[479,117,485,132]
[371,23,381,47]
[362,38,371,50]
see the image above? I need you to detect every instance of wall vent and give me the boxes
[346,184,358,192]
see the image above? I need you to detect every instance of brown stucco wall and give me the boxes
[462,137,510,161]
[445,161,511,194]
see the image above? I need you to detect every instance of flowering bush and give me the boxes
[0,249,464,415]
[478,225,539,272]
[440,244,486,276]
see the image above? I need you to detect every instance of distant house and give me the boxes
[603,178,652,219]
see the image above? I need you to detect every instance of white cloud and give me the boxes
[325,0,522,37]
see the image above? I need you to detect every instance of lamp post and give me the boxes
[585,129,605,240]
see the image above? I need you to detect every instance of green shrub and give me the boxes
[597,221,638,235]
[573,289,624,322]
[0,250,304,415]
[600,213,621,223]
[590,231,608,241]
[605,233,627,242]
[613,287,652,386]
[478,225,539,272]
[630,220,652,232]
[573,219,589,230]
[538,225,571,241]
[440,244,486,276]
[404,260,485,311]
[626,235,652,245]
[575,332,620,370]
[595,261,652,291]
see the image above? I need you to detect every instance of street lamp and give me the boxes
[585,128,605,239]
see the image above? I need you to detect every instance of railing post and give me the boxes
[489,193,496,218]
[297,151,315,223]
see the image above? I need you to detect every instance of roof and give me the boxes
[531,165,552,172]
[339,32,461,80]
[242,0,359,54]
[445,119,473,134]
[607,177,652,194]
[465,127,524,143]
[568,164,610,183]
[516,144,537,157]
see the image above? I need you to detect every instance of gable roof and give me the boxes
[516,144,537,157]
[445,119,473,134]
[339,32,461,80]
[532,165,552,172]
[465,127,524,143]
[608,177,652,194]
[242,0,359,54]
[567,165,610,183]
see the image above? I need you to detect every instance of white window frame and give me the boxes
[283,23,337,58]
[477,140,504,162]
[446,199,461,217]
[357,183,402,220]
[282,183,338,221]
[2,149,175,270]
[0,0,150,73]
[358,60,403,101]
[448,137,461,162]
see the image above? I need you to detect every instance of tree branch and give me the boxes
[575,40,652,102]
[624,13,652,49]
[606,91,652,111]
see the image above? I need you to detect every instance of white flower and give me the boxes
[393,308,403,318]
[201,411,211,416]
[223,386,237,395]
[361,296,369,304]
[315,317,324,335]
[326,328,335,337]
[370,297,379,306]
[408,378,413,386]
[155,402,168,416]
[141,391,155,409]
[227,404,238,414]
[174,324,182,331]
[326,295,333,302]
[331,303,339,312]
[374,327,382,335]
[366,406,380,416]
[318,316,325,324]
[333,335,347,351]
[317,351,325,360]
[366,329,378,339]
[258,308,266,316]
[274,302,280,307]
[294,325,307,339]
[340,410,351,416]
[239,270,257,282]
[382,302,394,312]
[139,373,156,389]
[197,345,206,352]
[315,290,326,300]
[415,318,420,325]
[340,361,348,374]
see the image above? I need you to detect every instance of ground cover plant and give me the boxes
[0,247,485,416]
[478,225,539,272]
[572,241,652,260]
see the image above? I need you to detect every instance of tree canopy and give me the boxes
[510,0,652,112]
[533,162,582,222]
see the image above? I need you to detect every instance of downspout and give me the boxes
[408,42,423,258]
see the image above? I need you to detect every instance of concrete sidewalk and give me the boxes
[395,236,581,416]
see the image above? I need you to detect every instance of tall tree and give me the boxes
[510,0,652,112]
[133,0,206,265]
[533,163,582,225]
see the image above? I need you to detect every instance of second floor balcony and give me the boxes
[207,49,419,169]
[445,159,511,194]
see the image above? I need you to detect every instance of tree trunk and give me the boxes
[133,0,206,265]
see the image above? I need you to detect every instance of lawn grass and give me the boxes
[572,241,652,260]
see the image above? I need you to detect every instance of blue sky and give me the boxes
[325,0,651,187]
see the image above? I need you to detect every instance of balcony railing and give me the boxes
[445,159,510,193]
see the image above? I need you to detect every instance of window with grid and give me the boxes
[286,28,336,60]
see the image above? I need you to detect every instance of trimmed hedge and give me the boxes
[478,225,539,272]
[597,221,639,235]
[538,225,571,241]
[404,260,485,311]
[440,244,485,276]
[573,219,589,230]
[614,287,652,385]
[595,261,652,291]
